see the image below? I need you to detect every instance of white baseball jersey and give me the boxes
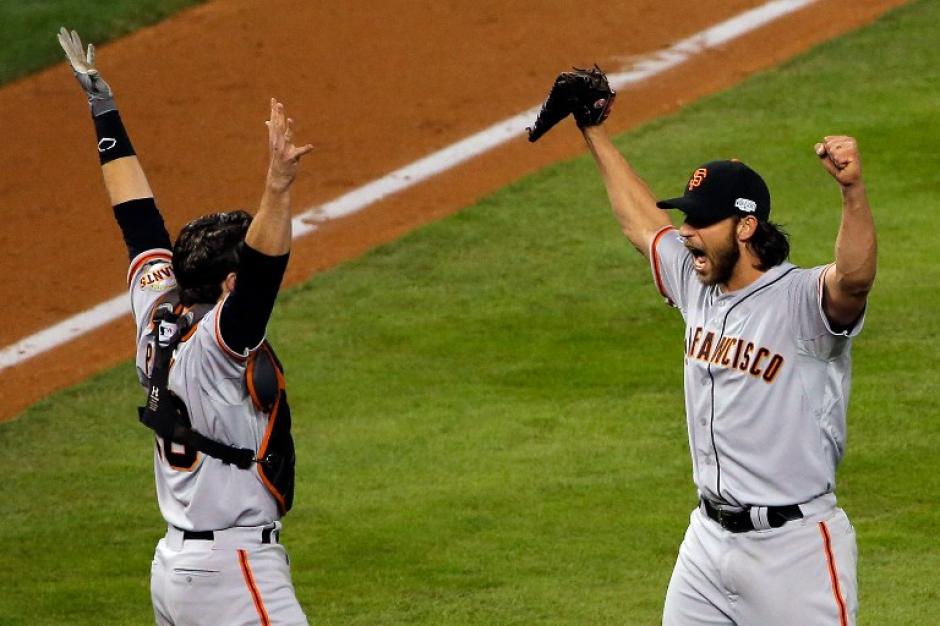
[649,226,865,507]
[129,248,280,531]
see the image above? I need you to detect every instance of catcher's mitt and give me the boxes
[527,65,616,142]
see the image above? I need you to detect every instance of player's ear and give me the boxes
[736,216,758,242]
[221,272,237,298]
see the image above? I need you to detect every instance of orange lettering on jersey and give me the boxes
[688,168,708,191]
[749,347,770,377]
[697,332,714,360]
[711,337,735,365]
[688,327,703,357]
[720,338,737,366]
[139,264,176,292]
[739,342,754,371]
[689,331,783,383]
[762,354,784,382]
[731,338,744,369]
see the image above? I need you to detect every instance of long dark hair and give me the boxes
[172,211,252,306]
[746,219,790,270]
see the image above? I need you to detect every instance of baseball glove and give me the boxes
[527,65,616,142]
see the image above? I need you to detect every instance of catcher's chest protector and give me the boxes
[247,342,296,514]
[140,299,296,514]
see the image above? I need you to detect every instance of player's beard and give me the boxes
[700,229,740,287]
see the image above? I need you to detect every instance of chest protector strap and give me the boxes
[138,301,256,470]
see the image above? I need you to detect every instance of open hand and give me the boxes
[265,98,314,191]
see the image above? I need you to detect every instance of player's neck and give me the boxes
[719,253,765,294]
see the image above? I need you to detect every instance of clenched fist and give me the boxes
[815,135,863,188]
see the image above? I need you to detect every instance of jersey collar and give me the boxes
[715,261,797,302]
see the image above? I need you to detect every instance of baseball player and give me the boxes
[59,29,313,625]
[529,70,876,624]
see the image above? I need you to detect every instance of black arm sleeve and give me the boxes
[113,198,172,261]
[218,244,290,355]
[94,110,135,164]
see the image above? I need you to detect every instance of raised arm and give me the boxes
[525,66,671,259]
[244,99,314,255]
[582,126,672,258]
[58,28,169,260]
[217,100,313,355]
[814,135,876,327]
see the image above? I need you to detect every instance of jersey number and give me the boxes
[156,394,199,470]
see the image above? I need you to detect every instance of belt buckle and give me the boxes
[704,500,727,523]
[716,508,730,526]
[715,507,737,530]
[711,502,747,532]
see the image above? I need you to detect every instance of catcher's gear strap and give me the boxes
[138,300,256,470]
[93,110,135,164]
[249,342,296,514]
[247,341,284,413]
[114,198,172,262]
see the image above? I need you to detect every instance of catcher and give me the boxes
[59,28,312,625]
[529,67,875,625]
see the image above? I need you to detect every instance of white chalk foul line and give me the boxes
[0,0,816,373]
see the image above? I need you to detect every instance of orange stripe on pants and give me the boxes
[238,549,272,626]
[818,521,848,626]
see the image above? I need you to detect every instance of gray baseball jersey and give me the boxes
[649,226,865,507]
[129,249,281,531]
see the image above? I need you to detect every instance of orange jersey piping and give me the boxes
[213,294,249,362]
[649,226,676,306]
[127,248,173,287]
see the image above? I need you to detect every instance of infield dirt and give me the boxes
[0,0,908,419]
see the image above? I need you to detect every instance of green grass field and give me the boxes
[2,0,939,624]
[0,0,203,84]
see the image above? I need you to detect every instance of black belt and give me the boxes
[180,527,279,544]
[701,498,803,533]
[181,530,215,541]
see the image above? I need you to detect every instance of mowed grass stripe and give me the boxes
[2,1,938,624]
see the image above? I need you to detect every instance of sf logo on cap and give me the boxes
[688,168,708,191]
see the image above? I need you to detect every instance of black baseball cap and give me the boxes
[656,160,771,225]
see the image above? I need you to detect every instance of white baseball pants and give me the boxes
[151,523,308,626]
[663,499,857,625]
